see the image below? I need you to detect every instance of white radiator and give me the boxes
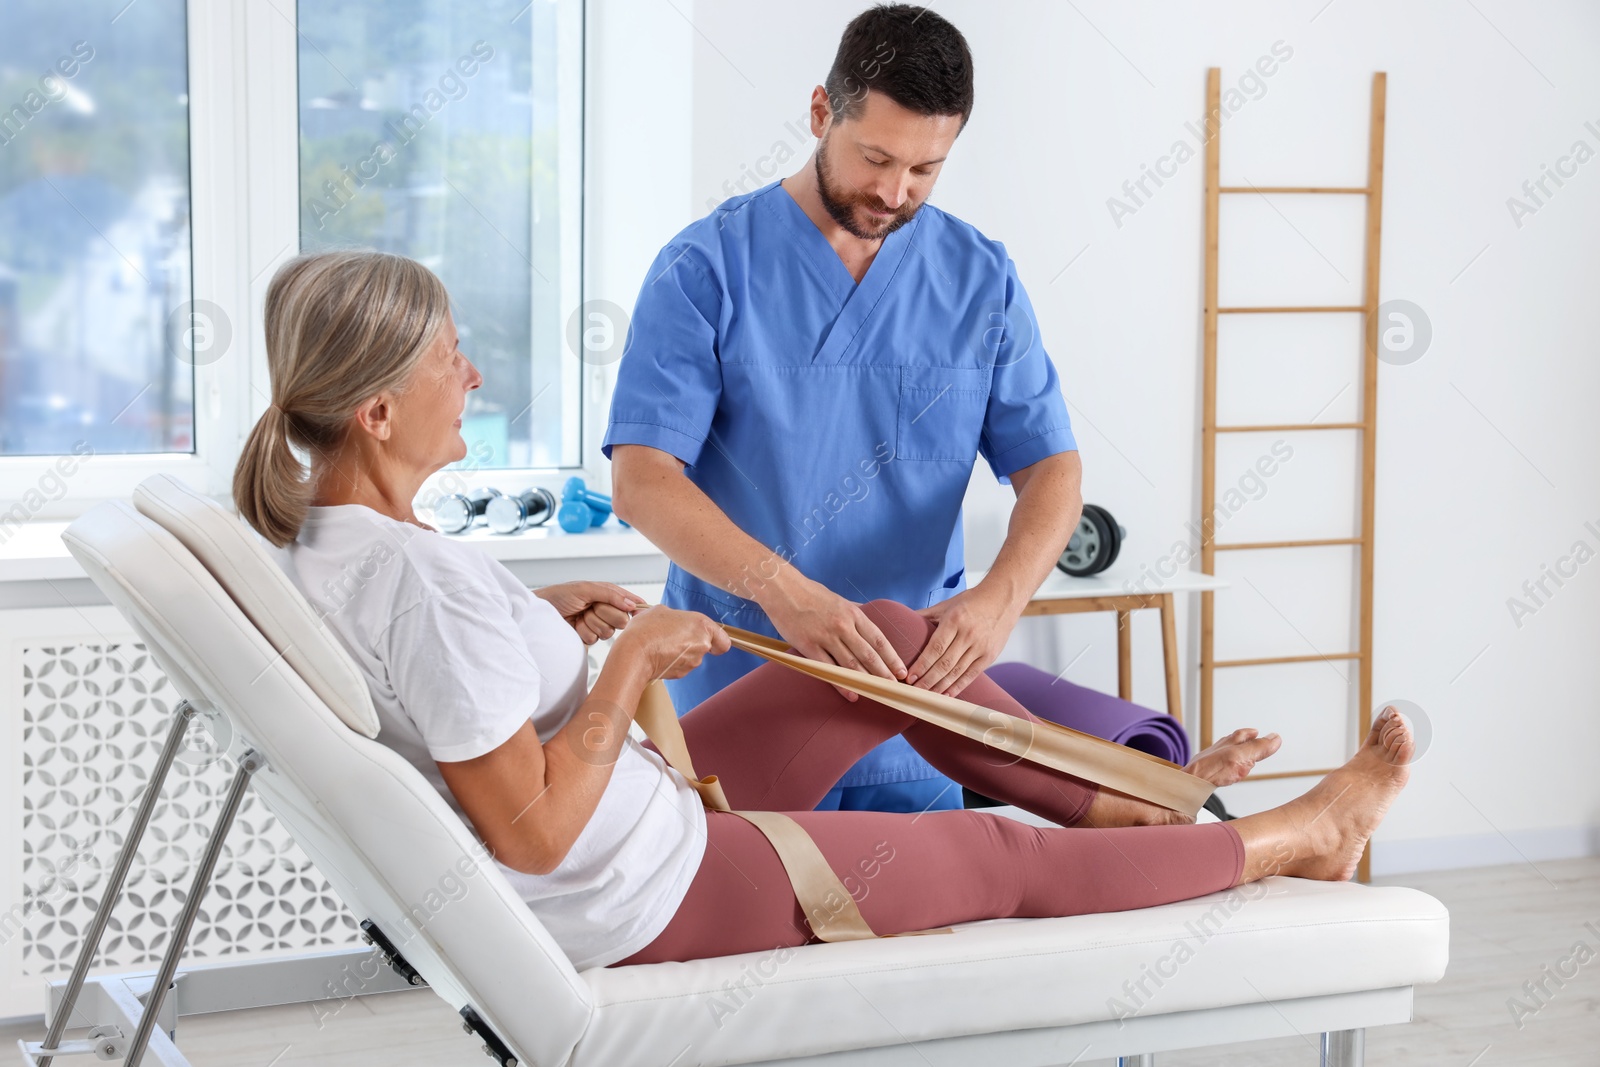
[1,607,360,1019]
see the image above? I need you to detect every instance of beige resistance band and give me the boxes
[629,620,1215,944]
[723,625,1214,816]
[634,681,891,943]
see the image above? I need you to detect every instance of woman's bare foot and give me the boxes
[1080,728,1283,829]
[1234,707,1414,883]
[1186,728,1283,788]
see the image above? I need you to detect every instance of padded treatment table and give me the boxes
[28,475,1448,1067]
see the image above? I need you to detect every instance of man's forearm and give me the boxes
[979,451,1083,613]
[611,445,804,608]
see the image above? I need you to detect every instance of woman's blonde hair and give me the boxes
[233,250,452,548]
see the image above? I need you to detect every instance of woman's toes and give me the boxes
[1378,713,1416,765]
[1233,731,1281,765]
[1363,706,1398,750]
[1187,730,1283,787]
[1360,705,1414,765]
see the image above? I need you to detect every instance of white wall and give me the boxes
[584,0,698,490]
[635,0,1600,873]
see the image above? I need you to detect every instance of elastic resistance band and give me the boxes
[720,624,1213,817]
[625,613,1215,944]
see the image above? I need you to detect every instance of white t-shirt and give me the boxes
[267,503,706,969]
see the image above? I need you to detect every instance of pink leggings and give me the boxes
[615,600,1244,966]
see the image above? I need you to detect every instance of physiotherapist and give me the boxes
[603,4,1083,814]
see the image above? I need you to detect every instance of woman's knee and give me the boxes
[861,599,935,662]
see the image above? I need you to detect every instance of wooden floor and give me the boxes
[6,858,1596,1066]
[1088,856,1600,1067]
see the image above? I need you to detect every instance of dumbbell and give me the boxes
[434,487,502,534]
[486,487,558,535]
[557,477,614,533]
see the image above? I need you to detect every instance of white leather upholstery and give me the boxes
[131,473,380,737]
[61,476,1450,1067]
[62,499,596,1067]
[578,876,1447,1066]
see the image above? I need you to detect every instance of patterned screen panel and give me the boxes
[17,641,361,975]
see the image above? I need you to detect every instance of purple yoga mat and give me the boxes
[985,661,1192,767]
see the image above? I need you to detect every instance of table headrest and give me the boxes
[131,473,380,738]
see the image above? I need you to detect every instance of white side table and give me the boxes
[986,568,1230,720]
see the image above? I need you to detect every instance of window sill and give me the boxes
[0,518,667,584]
[440,522,666,566]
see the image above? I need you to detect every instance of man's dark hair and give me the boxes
[824,4,974,129]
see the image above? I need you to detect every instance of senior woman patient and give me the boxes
[234,251,1413,970]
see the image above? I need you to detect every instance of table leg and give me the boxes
[1159,592,1181,719]
[1116,609,1132,700]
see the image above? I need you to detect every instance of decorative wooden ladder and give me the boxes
[1199,69,1387,882]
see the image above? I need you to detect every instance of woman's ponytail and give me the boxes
[232,403,310,549]
[230,251,451,548]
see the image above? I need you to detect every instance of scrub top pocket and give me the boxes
[925,566,967,608]
[895,366,990,462]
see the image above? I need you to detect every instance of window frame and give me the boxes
[0,0,599,521]
[0,0,250,518]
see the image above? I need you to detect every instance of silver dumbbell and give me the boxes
[433,487,502,534]
[486,487,558,535]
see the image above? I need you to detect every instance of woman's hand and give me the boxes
[613,605,731,680]
[535,581,642,644]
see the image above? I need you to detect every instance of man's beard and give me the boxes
[814,135,920,241]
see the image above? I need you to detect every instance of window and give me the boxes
[0,1,193,458]
[0,0,587,518]
[296,0,584,472]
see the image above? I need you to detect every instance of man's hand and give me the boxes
[908,583,1024,696]
[759,574,907,702]
[534,581,642,645]
[902,450,1080,696]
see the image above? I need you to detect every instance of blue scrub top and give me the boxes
[603,180,1077,790]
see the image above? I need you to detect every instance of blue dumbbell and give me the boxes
[557,477,614,533]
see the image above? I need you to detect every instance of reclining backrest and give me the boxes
[62,489,595,1067]
[131,473,380,736]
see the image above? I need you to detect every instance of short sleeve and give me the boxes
[978,257,1078,479]
[382,585,543,763]
[602,243,724,467]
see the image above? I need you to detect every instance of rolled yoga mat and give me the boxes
[984,661,1192,767]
